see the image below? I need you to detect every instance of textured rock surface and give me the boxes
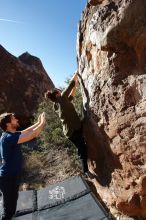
[0,45,54,127]
[77,0,146,218]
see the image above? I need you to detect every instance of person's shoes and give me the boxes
[84,171,99,180]
[83,171,110,186]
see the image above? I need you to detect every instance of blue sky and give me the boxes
[0,0,86,87]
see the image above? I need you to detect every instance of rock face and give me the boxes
[0,45,54,127]
[77,0,146,218]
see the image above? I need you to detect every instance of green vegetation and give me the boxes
[22,82,83,189]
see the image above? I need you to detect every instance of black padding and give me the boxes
[15,190,37,216]
[37,175,90,210]
[12,213,35,220]
[38,193,109,220]
[3,176,111,220]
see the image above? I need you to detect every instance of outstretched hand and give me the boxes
[38,114,41,123]
[38,112,46,125]
[41,112,46,124]
[72,70,78,84]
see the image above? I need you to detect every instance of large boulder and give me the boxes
[0,45,54,128]
[77,0,146,218]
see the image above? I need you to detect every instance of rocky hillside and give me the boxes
[77,0,146,218]
[0,45,54,127]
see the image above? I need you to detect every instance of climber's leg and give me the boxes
[0,176,20,220]
[69,128,88,173]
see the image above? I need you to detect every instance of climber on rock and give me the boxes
[0,112,46,220]
[45,71,95,179]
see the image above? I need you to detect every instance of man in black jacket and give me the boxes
[45,73,89,175]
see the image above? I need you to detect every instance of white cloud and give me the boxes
[0,19,24,24]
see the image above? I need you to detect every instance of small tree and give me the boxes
[35,98,71,151]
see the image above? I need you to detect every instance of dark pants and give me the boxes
[69,128,88,173]
[0,175,20,220]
